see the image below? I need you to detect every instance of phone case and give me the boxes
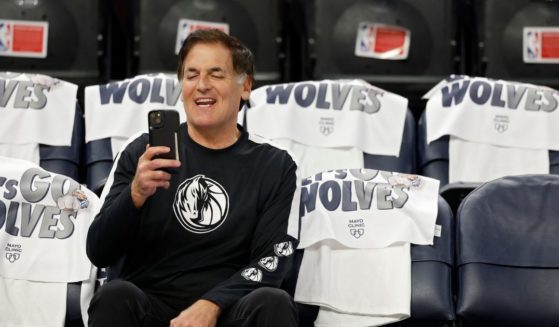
[148,109,180,160]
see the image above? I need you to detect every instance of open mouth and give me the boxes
[194,97,217,108]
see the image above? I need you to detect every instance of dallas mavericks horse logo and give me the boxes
[258,256,279,272]
[173,175,229,233]
[241,268,263,282]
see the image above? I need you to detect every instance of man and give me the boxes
[86,29,300,327]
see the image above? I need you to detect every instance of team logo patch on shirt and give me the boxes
[387,174,422,190]
[274,241,294,257]
[241,268,263,282]
[173,175,229,234]
[57,189,90,211]
[258,256,279,272]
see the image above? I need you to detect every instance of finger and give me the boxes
[142,145,171,161]
[150,158,182,170]
[133,179,170,195]
[137,170,173,184]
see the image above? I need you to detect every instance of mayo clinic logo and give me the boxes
[4,243,22,263]
[319,117,335,136]
[348,219,365,239]
[350,229,364,239]
[5,252,20,263]
[173,175,229,233]
[494,115,509,134]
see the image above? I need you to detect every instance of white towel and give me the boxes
[425,76,559,151]
[297,170,440,249]
[0,73,77,146]
[246,79,408,156]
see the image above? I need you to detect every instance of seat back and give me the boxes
[470,0,559,90]
[38,102,85,183]
[417,113,449,186]
[387,196,455,327]
[85,138,114,195]
[0,0,107,89]
[456,174,559,326]
[134,0,291,86]
[295,0,460,99]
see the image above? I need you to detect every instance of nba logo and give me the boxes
[526,30,539,59]
[0,21,12,52]
[175,21,191,54]
[357,24,374,54]
[175,19,230,54]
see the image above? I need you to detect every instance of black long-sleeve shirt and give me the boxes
[86,124,299,311]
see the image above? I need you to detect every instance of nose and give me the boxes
[196,74,211,92]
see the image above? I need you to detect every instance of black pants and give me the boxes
[88,280,298,327]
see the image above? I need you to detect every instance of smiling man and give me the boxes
[86,29,300,327]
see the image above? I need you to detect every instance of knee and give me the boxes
[250,287,295,313]
[89,280,145,314]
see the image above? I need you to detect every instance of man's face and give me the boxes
[181,42,251,134]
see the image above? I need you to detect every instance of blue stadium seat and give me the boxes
[286,195,455,327]
[85,138,114,195]
[456,174,559,326]
[386,196,455,327]
[39,102,84,183]
[417,113,449,186]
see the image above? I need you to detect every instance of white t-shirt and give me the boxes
[448,136,549,183]
[296,240,411,327]
[0,157,100,326]
[295,169,439,326]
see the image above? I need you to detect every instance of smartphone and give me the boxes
[148,109,180,161]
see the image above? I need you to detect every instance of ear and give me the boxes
[240,76,252,101]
